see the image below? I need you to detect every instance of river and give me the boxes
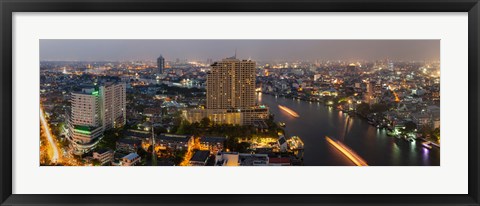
[257,93,440,166]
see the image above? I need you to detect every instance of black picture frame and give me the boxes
[1,0,479,205]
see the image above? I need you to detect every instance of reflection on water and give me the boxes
[258,94,440,166]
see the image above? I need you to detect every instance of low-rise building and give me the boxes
[92,149,114,165]
[239,153,269,166]
[121,153,141,166]
[199,136,226,154]
[215,152,240,166]
[183,106,269,126]
[125,129,151,140]
[189,150,211,166]
[157,133,194,150]
[116,138,142,153]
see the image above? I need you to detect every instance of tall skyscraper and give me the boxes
[185,57,268,126]
[101,82,126,130]
[67,82,126,155]
[157,55,165,76]
[67,87,104,155]
[207,57,256,110]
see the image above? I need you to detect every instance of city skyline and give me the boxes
[40,40,440,166]
[40,39,440,62]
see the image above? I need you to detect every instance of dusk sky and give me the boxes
[40,40,440,62]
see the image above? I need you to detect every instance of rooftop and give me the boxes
[200,136,226,143]
[239,153,269,166]
[95,148,111,154]
[159,133,193,142]
[117,138,142,145]
[125,130,151,139]
[122,153,139,161]
[190,150,210,163]
[72,86,98,95]
[269,157,291,164]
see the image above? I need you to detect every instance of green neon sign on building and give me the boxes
[74,129,91,135]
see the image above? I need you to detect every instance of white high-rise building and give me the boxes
[67,87,103,155]
[101,82,126,130]
[67,82,126,155]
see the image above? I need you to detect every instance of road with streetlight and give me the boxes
[40,106,61,163]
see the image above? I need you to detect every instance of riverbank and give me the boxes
[262,92,440,145]
[258,93,440,166]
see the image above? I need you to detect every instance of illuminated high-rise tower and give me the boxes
[67,82,126,155]
[67,87,104,155]
[186,56,269,126]
[207,57,256,110]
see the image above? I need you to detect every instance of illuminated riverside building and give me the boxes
[207,57,256,109]
[67,82,126,155]
[185,57,268,125]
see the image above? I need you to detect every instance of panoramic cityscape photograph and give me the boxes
[39,39,440,166]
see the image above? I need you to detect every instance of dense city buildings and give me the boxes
[39,40,440,167]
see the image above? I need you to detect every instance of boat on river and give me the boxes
[278,105,300,118]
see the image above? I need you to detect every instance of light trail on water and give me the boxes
[325,136,368,166]
[278,105,300,118]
